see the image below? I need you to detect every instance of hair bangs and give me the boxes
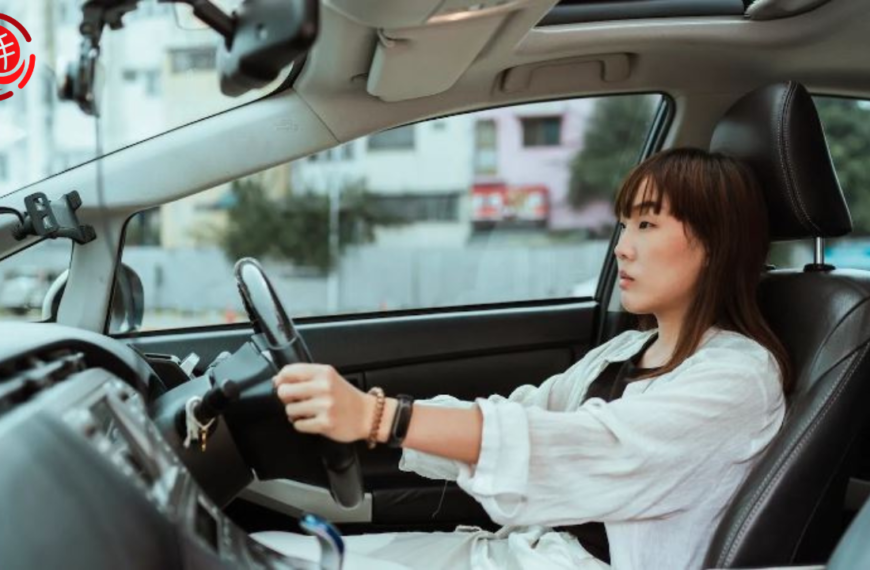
[614,159,666,220]
[615,148,711,224]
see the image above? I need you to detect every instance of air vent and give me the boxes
[0,350,86,413]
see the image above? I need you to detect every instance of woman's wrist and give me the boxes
[361,393,398,444]
[378,397,398,444]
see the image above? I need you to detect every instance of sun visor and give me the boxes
[367,15,509,102]
[326,0,535,102]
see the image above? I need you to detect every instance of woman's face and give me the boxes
[614,184,706,319]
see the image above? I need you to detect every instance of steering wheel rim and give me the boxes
[233,257,364,509]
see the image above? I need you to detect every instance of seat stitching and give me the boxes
[781,84,822,235]
[721,344,865,566]
[806,294,870,380]
[719,343,868,567]
[776,82,819,235]
[773,84,804,232]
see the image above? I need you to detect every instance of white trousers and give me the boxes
[252,526,609,570]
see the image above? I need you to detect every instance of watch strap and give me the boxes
[387,394,415,448]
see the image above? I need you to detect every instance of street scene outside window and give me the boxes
[0,0,287,322]
[768,97,870,268]
[0,240,70,320]
[118,94,665,331]
[813,97,870,268]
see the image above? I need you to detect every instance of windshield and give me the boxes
[0,0,289,198]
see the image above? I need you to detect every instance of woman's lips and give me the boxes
[618,270,634,289]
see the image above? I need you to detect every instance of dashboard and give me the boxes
[0,323,319,569]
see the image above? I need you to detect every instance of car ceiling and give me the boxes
[298,0,870,141]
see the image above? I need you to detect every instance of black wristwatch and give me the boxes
[387,394,415,448]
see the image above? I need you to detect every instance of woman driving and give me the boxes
[255,147,790,570]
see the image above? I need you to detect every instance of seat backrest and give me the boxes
[703,82,870,568]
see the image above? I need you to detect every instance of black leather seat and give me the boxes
[703,82,870,568]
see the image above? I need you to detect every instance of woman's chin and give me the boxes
[621,298,650,315]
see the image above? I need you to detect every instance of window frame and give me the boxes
[110,92,675,335]
[474,119,498,175]
[169,46,218,74]
[520,115,563,148]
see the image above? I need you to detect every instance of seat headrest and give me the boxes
[710,82,852,241]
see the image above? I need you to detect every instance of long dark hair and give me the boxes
[613,147,793,394]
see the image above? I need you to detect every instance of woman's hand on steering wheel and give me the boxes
[273,364,381,444]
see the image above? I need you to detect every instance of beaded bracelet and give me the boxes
[366,387,386,449]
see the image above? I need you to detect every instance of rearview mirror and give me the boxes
[174,0,319,97]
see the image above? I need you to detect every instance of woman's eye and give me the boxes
[639,221,653,229]
[617,222,626,230]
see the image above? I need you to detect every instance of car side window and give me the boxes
[0,240,71,322]
[117,95,665,332]
[774,96,870,269]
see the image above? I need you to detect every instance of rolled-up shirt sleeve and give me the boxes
[454,350,785,527]
[397,394,476,481]
[398,334,633,483]
[398,373,566,481]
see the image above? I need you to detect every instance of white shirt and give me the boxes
[399,327,786,570]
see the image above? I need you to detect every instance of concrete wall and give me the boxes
[118,240,612,329]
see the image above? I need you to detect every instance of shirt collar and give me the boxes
[604,329,658,363]
[603,326,721,364]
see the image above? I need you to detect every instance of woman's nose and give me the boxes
[614,230,634,261]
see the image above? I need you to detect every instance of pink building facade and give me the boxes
[473,98,614,232]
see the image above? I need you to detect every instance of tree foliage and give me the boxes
[217,179,401,273]
[815,98,870,235]
[567,96,870,238]
[568,96,657,208]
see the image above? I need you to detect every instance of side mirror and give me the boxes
[41,263,144,333]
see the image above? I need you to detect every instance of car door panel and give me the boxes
[128,301,594,372]
[123,300,598,530]
[365,347,573,415]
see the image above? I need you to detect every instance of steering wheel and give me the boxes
[233,257,364,509]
